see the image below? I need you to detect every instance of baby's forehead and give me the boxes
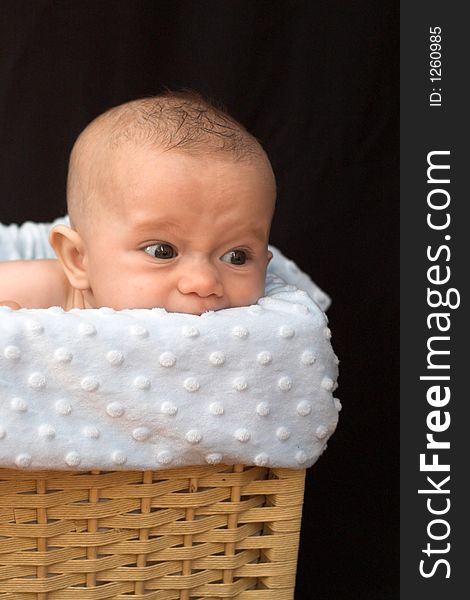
[104,143,272,189]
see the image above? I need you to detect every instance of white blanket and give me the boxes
[0,219,339,470]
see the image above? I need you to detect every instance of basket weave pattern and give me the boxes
[0,465,305,599]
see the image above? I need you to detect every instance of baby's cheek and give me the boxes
[235,273,266,305]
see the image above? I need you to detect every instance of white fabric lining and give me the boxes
[0,219,339,470]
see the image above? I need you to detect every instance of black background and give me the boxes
[0,1,399,598]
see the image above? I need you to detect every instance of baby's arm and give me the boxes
[0,259,68,309]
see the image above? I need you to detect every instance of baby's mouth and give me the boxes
[186,305,223,315]
[177,300,227,315]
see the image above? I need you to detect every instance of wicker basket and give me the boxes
[0,464,306,599]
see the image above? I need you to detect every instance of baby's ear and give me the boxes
[267,250,273,263]
[48,225,90,290]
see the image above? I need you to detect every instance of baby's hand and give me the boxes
[0,301,21,310]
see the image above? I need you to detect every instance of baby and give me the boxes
[0,91,276,315]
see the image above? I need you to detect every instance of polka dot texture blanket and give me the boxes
[0,219,340,470]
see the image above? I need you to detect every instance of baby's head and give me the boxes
[50,91,276,314]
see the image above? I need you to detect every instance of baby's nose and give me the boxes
[177,262,223,298]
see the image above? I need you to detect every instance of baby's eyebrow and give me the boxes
[247,226,267,242]
[132,218,266,244]
[133,218,181,234]
[227,225,266,243]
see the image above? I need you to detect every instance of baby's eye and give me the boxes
[220,249,248,265]
[144,243,177,259]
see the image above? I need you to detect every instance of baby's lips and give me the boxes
[0,300,21,310]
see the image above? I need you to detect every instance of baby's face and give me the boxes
[78,147,275,314]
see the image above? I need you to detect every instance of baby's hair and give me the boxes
[67,90,268,226]
[105,90,263,159]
